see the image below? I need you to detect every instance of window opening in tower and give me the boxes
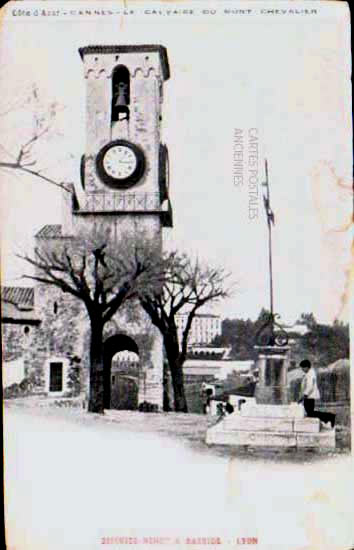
[111,65,130,123]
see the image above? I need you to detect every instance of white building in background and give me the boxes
[183,359,255,380]
[176,313,222,345]
[111,350,140,368]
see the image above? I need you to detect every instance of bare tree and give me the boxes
[140,253,233,412]
[19,227,163,413]
[0,83,70,192]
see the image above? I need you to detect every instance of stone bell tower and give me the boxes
[70,45,172,410]
[77,44,171,224]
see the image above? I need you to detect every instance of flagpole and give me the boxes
[265,159,274,318]
[256,160,288,348]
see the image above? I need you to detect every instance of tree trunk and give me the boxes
[88,319,105,414]
[164,333,188,412]
[169,360,188,412]
[163,360,171,412]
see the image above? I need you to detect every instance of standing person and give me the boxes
[298,359,335,428]
[203,388,213,414]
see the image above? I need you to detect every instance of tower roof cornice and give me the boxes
[78,44,170,80]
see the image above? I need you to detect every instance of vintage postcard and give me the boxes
[1,1,353,549]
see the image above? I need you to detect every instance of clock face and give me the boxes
[96,140,145,189]
[102,145,137,180]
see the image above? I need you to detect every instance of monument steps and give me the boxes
[206,422,335,448]
[220,415,321,433]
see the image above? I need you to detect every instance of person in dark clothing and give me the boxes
[225,402,234,414]
[216,402,225,419]
[203,388,214,414]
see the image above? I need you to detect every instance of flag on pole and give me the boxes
[262,195,275,225]
[262,159,275,225]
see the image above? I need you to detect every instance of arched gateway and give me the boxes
[103,334,140,410]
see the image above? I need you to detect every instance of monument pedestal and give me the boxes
[206,403,335,448]
[206,346,335,450]
[254,346,290,404]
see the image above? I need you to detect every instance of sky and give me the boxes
[0,0,352,324]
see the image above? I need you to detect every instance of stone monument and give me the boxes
[206,161,335,449]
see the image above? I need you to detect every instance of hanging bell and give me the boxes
[114,82,128,106]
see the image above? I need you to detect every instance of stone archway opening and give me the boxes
[103,334,140,410]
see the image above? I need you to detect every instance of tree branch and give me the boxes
[21,274,82,299]
[0,161,72,192]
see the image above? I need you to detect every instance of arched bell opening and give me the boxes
[111,65,130,123]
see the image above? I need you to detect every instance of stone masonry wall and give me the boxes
[27,283,87,395]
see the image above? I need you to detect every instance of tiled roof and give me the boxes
[35,224,62,238]
[1,287,34,307]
